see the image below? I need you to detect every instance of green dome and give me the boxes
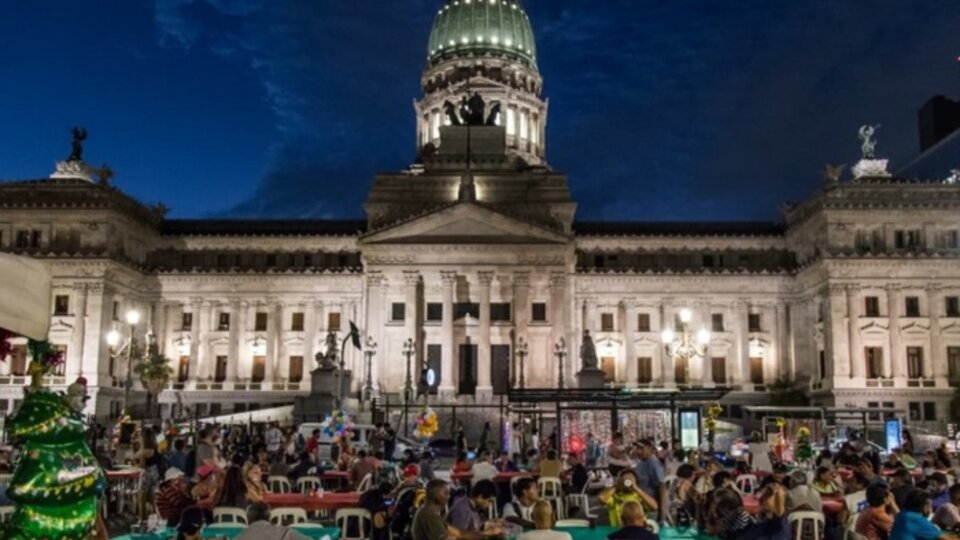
[427,0,538,70]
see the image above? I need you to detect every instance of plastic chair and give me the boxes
[296,476,322,494]
[736,474,758,495]
[555,519,590,528]
[788,511,825,540]
[213,507,248,525]
[645,519,660,534]
[336,508,373,540]
[207,522,246,531]
[268,475,292,493]
[0,506,13,524]
[356,472,374,493]
[271,507,308,526]
[538,477,564,500]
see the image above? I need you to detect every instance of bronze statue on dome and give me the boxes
[69,126,87,162]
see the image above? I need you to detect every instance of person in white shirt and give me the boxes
[786,470,822,513]
[517,500,572,540]
[265,422,284,456]
[471,451,499,485]
[504,477,539,528]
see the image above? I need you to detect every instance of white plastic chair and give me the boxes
[645,519,660,534]
[356,472,374,493]
[788,511,825,540]
[268,475,292,493]
[555,519,590,528]
[0,506,13,524]
[538,477,564,500]
[336,508,373,540]
[296,476,322,494]
[271,507,308,526]
[207,522,246,531]
[736,474,758,495]
[213,507,248,524]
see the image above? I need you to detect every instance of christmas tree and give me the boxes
[1,334,105,539]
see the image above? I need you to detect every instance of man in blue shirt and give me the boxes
[633,439,665,522]
[890,488,960,540]
[929,473,951,511]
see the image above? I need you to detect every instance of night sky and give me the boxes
[0,1,957,222]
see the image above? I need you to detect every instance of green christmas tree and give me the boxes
[1,335,105,539]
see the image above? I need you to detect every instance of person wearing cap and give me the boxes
[191,463,219,511]
[156,468,193,527]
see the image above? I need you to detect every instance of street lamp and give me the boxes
[363,336,377,407]
[105,309,141,417]
[515,337,529,389]
[661,308,710,383]
[402,338,415,404]
[554,337,567,389]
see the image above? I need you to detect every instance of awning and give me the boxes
[0,253,51,340]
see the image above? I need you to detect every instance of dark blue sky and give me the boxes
[1,1,957,221]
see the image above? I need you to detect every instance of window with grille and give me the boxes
[748,313,761,332]
[637,313,651,332]
[905,297,920,317]
[426,303,443,322]
[291,312,305,331]
[289,356,303,383]
[711,314,724,332]
[491,303,512,322]
[454,303,479,320]
[924,402,937,421]
[601,313,615,332]
[864,297,880,317]
[255,312,268,331]
[15,231,29,248]
[327,312,341,331]
[531,303,547,322]
[53,295,70,316]
[865,347,884,379]
[181,312,193,331]
[946,297,960,317]
[391,303,406,322]
[907,347,924,378]
[218,313,230,331]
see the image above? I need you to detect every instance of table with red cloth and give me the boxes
[263,491,361,512]
[105,467,142,516]
[742,495,843,516]
[321,470,351,490]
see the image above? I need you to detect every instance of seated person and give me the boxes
[671,464,696,520]
[598,470,659,527]
[890,469,915,509]
[155,468,193,527]
[812,466,843,496]
[856,483,898,540]
[758,463,792,491]
[786,470,822,513]
[448,480,498,532]
[452,452,472,475]
[706,487,755,540]
[412,480,502,540]
[360,482,393,540]
[883,451,906,472]
[517,500,573,540]
[495,451,519,473]
[470,451,499,484]
[889,488,960,540]
[842,472,870,528]
[235,501,311,540]
[503,477,539,528]
[538,450,563,478]
[933,484,960,531]
[563,452,589,495]
[930,472,951,511]
[607,501,659,540]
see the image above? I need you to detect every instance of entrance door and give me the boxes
[252,356,266,383]
[458,344,478,395]
[674,357,688,384]
[601,357,616,382]
[750,357,764,384]
[492,345,511,395]
[178,356,190,383]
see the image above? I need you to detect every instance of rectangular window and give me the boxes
[218,312,230,331]
[291,312,304,331]
[748,313,762,332]
[506,108,516,136]
[865,347,884,379]
[924,402,936,421]
[327,312,341,331]
[492,345,510,395]
[750,357,764,384]
[255,312,268,331]
[265,254,277,267]
[601,313,615,332]
[907,347,924,378]
[391,303,406,322]
[30,230,41,248]
[864,296,880,317]
[426,303,443,322]
[181,312,193,331]
[251,356,266,383]
[940,230,959,249]
[178,356,190,383]
[601,356,616,382]
[949,347,960,382]
[491,303,512,322]
[54,295,70,316]
[289,356,304,383]
[674,356,688,384]
[214,356,227,382]
[712,357,726,385]
[519,110,528,140]
[637,357,652,384]
[711,314,724,332]
[210,403,222,416]
[867,401,880,422]
[453,303,479,320]
[819,350,826,380]
[531,303,547,322]
[703,255,715,268]
[15,230,29,248]
[637,313,651,332]
[909,402,921,421]
[425,344,442,395]
[895,230,922,249]
[112,301,119,322]
[905,296,920,317]
[946,297,960,317]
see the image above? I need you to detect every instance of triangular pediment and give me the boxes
[361,203,569,245]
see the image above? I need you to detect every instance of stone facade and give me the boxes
[0,0,959,426]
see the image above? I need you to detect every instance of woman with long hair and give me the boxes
[243,461,267,503]
[136,427,162,520]
[216,465,247,508]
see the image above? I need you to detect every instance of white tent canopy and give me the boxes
[0,253,51,340]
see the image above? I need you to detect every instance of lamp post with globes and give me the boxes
[514,337,528,389]
[106,309,141,416]
[661,308,710,384]
[554,337,567,389]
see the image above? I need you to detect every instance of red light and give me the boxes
[568,435,585,453]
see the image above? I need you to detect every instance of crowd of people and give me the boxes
[93,418,960,540]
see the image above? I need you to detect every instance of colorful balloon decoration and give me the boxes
[0,329,105,539]
[414,407,439,440]
[321,410,354,442]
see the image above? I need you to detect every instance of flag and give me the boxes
[348,321,362,350]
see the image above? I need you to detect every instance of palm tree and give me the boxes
[135,352,174,419]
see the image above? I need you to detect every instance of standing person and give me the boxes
[586,433,601,467]
[411,480,501,540]
[608,432,633,477]
[549,426,559,452]
[517,500,572,540]
[384,426,398,462]
[191,426,219,481]
[168,439,188,473]
[305,429,321,462]
[265,422,284,456]
[563,452,589,495]
[510,422,523,458]
[478,422,490,454]
[456,424,468,456]
[530,429,540,454]
[747,432,773,474]
[369,423,385,457]
[136,427,162,520]
[633,439,666,522]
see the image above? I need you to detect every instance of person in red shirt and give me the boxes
[305,429,320,458]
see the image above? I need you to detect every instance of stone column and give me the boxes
[513,272,530,386]
[845,286,862,379]
[825,285,850,379]
[887,284,904,379]
[68,284,88,380]
[404,271,421,367]
[735,300,751,384]
[927,285,944,379]
[624,300,638,386]
[775,302,789,381]
[477,272,494,394]
[440,272,457,395]
[264,300,279,383]
[365,273,383,389]
[549,272,566,385]
[660,301,674,385]
[227,299,241,383]
[699,300,712,385]
[188,298,202,383]
[154,300,167,357]
[197,300,213,379]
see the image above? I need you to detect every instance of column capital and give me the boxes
[885,283,902,295]
[845,284,861,295]
[827,284,846,297]
[549,272,566,290]
[228,297,243,309]
[86,283,105,296]
[440,271,458,286]
[512,272,531,288]
[189,297,204,307]
[366,272,385,287]
[403,271,421,287]
[477,271,495,286]
[72,283,88,294]
[925,283,943,295]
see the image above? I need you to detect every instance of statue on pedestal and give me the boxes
[315,331,339,370]
[859,125,880,159]
[69,126,87,162]
[580,330,598,370]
